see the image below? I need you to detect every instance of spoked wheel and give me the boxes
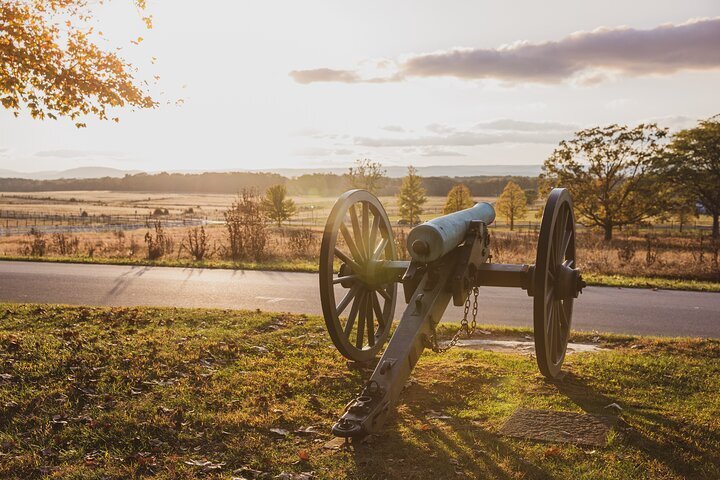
[319,190,398,362]
[533,188,585,378]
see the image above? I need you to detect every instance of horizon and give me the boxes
[1,1,719,173]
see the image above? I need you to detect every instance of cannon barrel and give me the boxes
[406,202,495,263]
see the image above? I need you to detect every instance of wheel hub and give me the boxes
[554,263,586,300]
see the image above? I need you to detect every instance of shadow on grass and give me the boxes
[550,371,720,479]
[344,373,552,480]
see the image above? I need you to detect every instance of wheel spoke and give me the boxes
[356,295,366,348]
[343,290,364,336]
[371,292,385,329]
[378,287,392,301]
[551,302,560,360]
[339,223,365,266]
[336,283,360,315]
[558,301,569,328]
[366,294,375,346]
[372,238,388,261]
[349,204,366,261]
[333,274,358,284]
[362,202,370,258]
[560,227,573,260]
[334,248,362,274]
[368,213,380,259]
[545,285,554,305]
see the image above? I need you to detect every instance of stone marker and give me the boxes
[499,408,617,447]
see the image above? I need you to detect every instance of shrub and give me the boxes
[145,221,173,260]
[287,228,315,257]
[183,226,209,261]
[223,190,267,261]
[23,228,47,256]
[52,233,80,255]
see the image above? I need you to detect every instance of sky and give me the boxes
[1,0,719,173]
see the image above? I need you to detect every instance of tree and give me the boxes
[443,184,473,214]
[347,159,386,194]
[397,166,427,225]
[541,124,670,241]
[663,116,720,238]
[495,181,528,230]
[1,0,156,127]
[261,184,297,227]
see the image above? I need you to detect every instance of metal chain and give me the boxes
[430,286,479,354]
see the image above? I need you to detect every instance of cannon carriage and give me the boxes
[319,188,586,439]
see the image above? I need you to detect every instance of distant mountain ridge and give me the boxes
[0,164,542,180]
[0,166,141,180]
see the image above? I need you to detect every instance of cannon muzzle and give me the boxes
[407,202,495,263]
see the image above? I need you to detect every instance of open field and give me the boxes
[1,191,719,291]
[2,190,716,230]
[0,304,718,479]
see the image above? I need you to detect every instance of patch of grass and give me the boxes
[0,304,718,479]
[0,254,319,273]
[585,273,720,292]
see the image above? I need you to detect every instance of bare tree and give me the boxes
[347,159,387,194]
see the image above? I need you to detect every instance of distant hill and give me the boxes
[0,164,541,180]
[0,166,140,180]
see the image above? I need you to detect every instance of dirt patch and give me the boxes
[450,338,606,355]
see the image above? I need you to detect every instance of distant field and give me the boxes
[0,190,499,225]
[1,191,718,289]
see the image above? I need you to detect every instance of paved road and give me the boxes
[1,261,718,338]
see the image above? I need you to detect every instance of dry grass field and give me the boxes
[1,191,719,287]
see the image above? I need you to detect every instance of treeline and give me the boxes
[0,171,537,197]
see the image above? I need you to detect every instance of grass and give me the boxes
[0,254,319,274]
[2,254,719,293]
[0,304,718,479]
[584,273,720,292]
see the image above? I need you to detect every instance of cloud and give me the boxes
[292,147,333,157]
[644,115,699,131]
[381,125,405,132]
[34,149,123,158]
[291,17,720,84]
[474,119,577,132]
[420,148,466,157]
[354,130,566,147]
[289,68,400,84]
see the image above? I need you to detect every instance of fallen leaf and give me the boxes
[297,449,310,461]
[425,410,452,420]
[323,437,348,450]
[294,426,320,435]
[270,428,289,437]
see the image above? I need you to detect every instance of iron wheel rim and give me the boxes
[319,190,397,362]
[533,188,576,378]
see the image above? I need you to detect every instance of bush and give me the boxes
[145,221,173,260]
[52,233,80,255]
[287,228,315,257]
[183,226,209,261]
[223,190,267,261]
[23,228,47,256]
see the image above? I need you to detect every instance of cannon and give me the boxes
[319,188,586,439]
